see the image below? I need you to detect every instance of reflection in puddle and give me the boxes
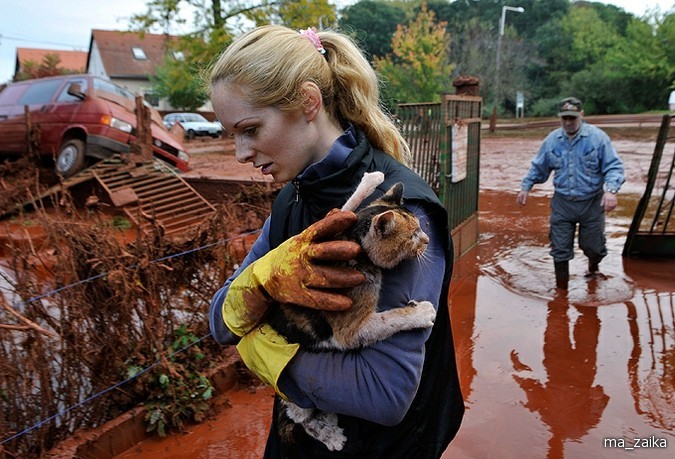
[443,190,674,458]
[511,299,609,458]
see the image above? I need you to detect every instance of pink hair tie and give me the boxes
[299,27,326,55]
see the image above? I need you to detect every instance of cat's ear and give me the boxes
[373,210,397,237]
[382,182,404,205]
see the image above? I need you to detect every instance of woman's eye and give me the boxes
[244,126,257,136]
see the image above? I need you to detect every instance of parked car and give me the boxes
[163,112,223,139]
[0,74,189,177]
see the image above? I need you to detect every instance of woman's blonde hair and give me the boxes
[210,25,411,165]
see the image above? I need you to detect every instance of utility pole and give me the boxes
[494,5,524,116]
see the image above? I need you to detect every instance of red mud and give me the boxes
[115,385,275,458]
[60,133,675,457]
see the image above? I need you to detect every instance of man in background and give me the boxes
[517,97,625,290]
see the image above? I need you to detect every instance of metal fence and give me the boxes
[623,114,675,257]
[397,95,482,254]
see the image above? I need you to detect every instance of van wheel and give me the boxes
[56,139,86,177]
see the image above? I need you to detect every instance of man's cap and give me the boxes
[558,97,583,118]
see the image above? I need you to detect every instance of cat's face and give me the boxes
[359,183,429,269]
[364,209,429,269]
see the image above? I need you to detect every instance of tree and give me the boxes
[150,57,210,111]
[374,3,453,105]
[277,0,336,30]
[339,0,407,61]
[561,4,621,72]
[569,13,675,113]
[15,54,81,81]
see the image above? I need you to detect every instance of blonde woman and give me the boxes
[209,25,464,457]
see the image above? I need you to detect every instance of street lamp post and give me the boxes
[494,5,524,115]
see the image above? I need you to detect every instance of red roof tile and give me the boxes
[91,29,178,79]
[16,48,88,72]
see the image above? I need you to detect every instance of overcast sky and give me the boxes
[1,0,673,84]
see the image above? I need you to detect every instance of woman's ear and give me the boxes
[300,81,322,123]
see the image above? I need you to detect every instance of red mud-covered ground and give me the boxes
[101,130,674,457]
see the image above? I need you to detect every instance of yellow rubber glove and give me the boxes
[222,209,365,337]
[236,323,299,397]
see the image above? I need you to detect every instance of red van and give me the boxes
[0,74,189,177]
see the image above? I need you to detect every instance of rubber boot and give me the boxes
[585,259,599,278]
[554,261,569,290]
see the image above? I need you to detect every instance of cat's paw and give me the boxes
[323,425,347,451]
[306,411,347,451]
[407,300,436,328]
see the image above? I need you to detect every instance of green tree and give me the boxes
[567,12,675,113]
[374,3,453,105]
[278,0,336,30]
[561,4,621,72]
[339,0,407,61]
[150,57,210,110]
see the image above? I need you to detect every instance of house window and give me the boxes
[144,91,160,107]
[131,47,147,60]
[172,51,185,61]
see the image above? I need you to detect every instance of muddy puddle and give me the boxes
[443,190,674,459]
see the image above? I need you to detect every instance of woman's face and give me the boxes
[211,81,323,182]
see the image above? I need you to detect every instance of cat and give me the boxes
[264,172,437,451]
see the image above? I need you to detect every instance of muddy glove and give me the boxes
[221,209,365,338]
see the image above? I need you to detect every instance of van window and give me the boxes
[0,85,26,106]
[56,78,89,102]
[17,79,63,105]
[93,78,135,101]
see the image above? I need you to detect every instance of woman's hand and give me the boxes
[221,209,365,337]
[255,209,365,309]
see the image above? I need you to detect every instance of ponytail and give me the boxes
[210,25,410,166]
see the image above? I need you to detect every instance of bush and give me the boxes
[0,188,273,457]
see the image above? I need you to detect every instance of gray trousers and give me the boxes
[549,192,607,263]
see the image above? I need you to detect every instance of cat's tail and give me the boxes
[341,171,385,212]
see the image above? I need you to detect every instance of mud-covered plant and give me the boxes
[0,183,273,457]
[143,325,214,437]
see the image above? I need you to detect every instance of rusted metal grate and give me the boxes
[89,158,216,237]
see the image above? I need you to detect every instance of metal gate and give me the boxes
[623,114,675,257]
[397,94,482,257]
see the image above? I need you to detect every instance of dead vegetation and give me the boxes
[0,157,47,215]
[0,160,274,457]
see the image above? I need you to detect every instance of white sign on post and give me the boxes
[451,121,468,183]
[516,91,524,118]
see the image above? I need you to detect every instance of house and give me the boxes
[14,47,88,79]
[86,29,182,111]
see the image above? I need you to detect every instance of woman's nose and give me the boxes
[234,137,254,164]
